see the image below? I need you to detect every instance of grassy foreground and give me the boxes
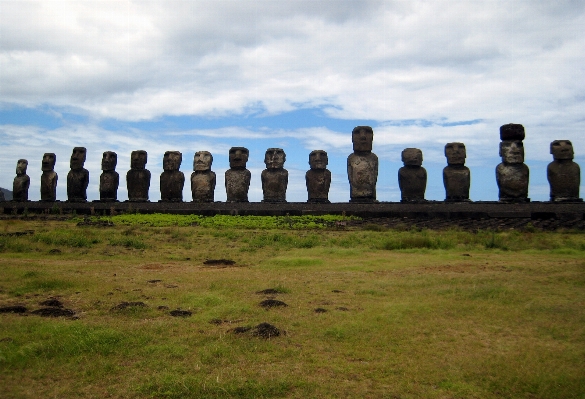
[1,215,584,398]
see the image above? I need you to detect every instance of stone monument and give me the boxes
[547,140,582,202]
[12,159,30,202]
[126,150,151,202]
[398,148,427,202]
[443,142,471,201]
[40,153,58,201]
[67,147,89,202]
[306,150,331,203]
[225,147,251,202]
[347,126,378,202]
[191,151,216,202]
[160,151,184,202]
[99,151,119,202]
[496,124,529,202]
[261,148,288,202]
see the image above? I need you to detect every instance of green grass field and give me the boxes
[1,215,584,398]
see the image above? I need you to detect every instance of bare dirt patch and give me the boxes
[203,259,236,266]
[169,309,192,317]
[0,305,28,314]
[229,323,282,339]
[259,299,288,308]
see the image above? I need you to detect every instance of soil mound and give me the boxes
[31,308,75,317]
[0,305,27,314]
[259,299,288,308]
[252,323,281,338]
[169,310,192,317]
[110,301,146,311]
[203,259,236,266]
[40,299,63,307]
[314,308,327,313]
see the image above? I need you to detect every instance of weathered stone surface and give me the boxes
[225,147,251,202]
[126,150,151,202]
[40,153,58,202]
[547,140,582,202]
[443,142,470,201]
[67,147,89,202]
[191,151,216,202]
[306,150,331,203]
[13,159,30,202]
[399,148,427,202]
[160,151,184,202]
[496,125,529,202]
[99,151,119,201]
[347,126,378,203]
[262,148,288,202]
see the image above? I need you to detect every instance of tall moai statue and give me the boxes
[261,148,288,203]
[191,151,216,202]
[347,126,378,202]
[443,142,471,201]
[99,151,119,202]
[496,124,529,202]
[160,151,184,202]
[67,147,89,202]
[547,140,582,202]
[127,150,151,202]
[40,153,58,201]
[398,148,427,202]
[13,159,30,202]
[225,147,251,202]
[306,150,331,203]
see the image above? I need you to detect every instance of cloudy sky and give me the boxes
[1,0,584,202]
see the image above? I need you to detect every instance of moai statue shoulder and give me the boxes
[261,148,288,202]
[13,159,30,202]
[67,147,89,202]
[306,150,331,203]
[191,151,216,202]
[547,140,582,202]
[40,153,58,201]
[127,150,151,202]
[443,142,471,201]
[100,151,119,202]
[160,151,184,202]
[225,147,251,202]
[347,126,378,203]
[496,124,529,202]
[398,148,427,202]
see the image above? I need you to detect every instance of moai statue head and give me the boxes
[16,159,28,175]
[193,151,213,172]
[445,142,466,166]
[42,153,56,171]
[131,150,148,170]
[70,147,87,170]
[265,148,286,169]
[163,151,182,171]
[352,126,373,153]
[229,147,249,169]
[101,151,117,171]
[550,140,574,161]
[309,150,328,170]
[499,124,525,164]
[402,148,423,166]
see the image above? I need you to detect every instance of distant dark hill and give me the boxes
[1,187,13,201]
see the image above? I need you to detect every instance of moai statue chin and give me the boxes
[261,148,288,203]
[306,150,331,203]
[547,140,582,202]
[41,153,58,201]
[67,147,89,202]
[347,126,378,203]
[496,124,529,202]
[443,142,471,202]
[13,159,30,202]
[225,147,251,202]
[99,151,119,202]
[160,151,184,202]
[191,151,216,202]
[127,150,151,202]
[398,148,427,202]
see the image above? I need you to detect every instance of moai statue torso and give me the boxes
[496,124,529,202]
[261,148,288,202]
[443,142,471,201]
[306,150,331,203]
[40,153,58,201]
[126,150,151,202]
[191,151,216,202]
[225,147,251,202]
[99,151,119,201]
[13,159,30,202]
[547,140,582,202]
[398,148,427,202]
[67,147,89,202]
[160,151,184,202]
[347,126,378,202]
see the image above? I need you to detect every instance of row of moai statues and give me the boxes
[7,124,582,203]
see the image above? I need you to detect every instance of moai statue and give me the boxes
[496,124,529,202]
[160,151,184,202]
[261,148,288,202]
[547,140,582,202]
[40,153,58,201]
[99,151,119,202]
[191,151,216,202]
[443,142,471,201]
[67,147,89,202]
[126,150,151,202]
[306,150,331,203]
[398,148,427,202]
[225,147,251,202]
[347,126,378,202]
[12,159,30,202]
